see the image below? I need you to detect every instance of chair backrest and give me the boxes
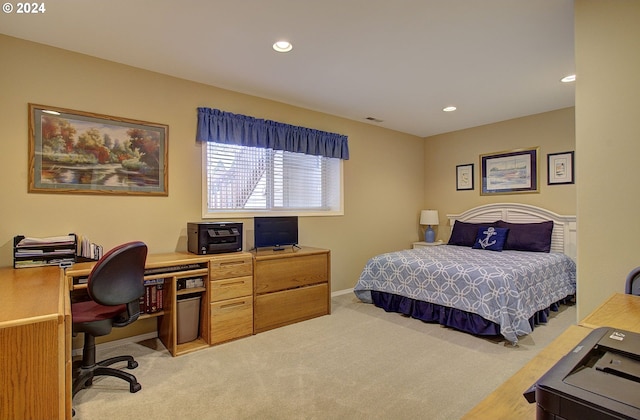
[625,266,640,295]
[88,241,147,307]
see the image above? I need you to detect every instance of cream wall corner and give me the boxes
[575,0,640,318]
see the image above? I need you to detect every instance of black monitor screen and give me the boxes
[254,216,298,250]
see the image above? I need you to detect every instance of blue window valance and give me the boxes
[196,107,349,160]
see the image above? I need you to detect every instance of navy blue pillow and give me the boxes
[472,227,509,251]
[495,220,553,252]
[448,220,498,247]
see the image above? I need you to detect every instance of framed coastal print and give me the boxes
[480,147,538,195]
[28,104,168,196]
[456,163,474,190]
[547,151,574,185]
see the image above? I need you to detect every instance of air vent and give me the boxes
[365,117,383,123]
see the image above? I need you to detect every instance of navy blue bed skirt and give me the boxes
[370,291,575,338]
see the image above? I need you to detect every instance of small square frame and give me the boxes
[547,151,574,185]
[456,163,474,190]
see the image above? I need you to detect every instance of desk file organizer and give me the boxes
[13,234,78,268]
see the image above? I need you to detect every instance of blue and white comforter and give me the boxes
[354,245,576,343]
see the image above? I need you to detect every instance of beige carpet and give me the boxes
[72,292,576,420]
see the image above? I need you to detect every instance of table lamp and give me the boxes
[420,210,439,243]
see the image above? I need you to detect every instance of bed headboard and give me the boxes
[446,203,576,260]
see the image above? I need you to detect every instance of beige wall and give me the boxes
[424,108,576,242]
[0,35,424,296]
[575,1,640,318]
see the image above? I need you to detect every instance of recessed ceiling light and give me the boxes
[443,106,457,112]
[273,40,293,53]
[561,74,576,83]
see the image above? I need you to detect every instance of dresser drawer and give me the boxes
[210,296,253,345]
[254,283,329,333]
[209,254,253,280]
[254,253,328,294]
[210,276,253,302]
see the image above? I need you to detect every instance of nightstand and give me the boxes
[412,241,444,249]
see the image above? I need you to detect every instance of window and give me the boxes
[203,142,343,217]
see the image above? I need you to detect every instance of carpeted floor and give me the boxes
[72,292,576,419]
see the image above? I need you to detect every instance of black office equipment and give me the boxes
[187,222,243,254]
[254,216,298,250]
[526,327,640,419]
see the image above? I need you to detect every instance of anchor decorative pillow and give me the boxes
[472,226,509,251]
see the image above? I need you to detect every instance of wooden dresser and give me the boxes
[253,246,331,333]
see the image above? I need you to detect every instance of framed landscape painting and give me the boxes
[28,104,168,196]
[480,147,538,195]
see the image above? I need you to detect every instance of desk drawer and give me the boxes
[210,276,253,302]
[209,255,253,280]
[254,283,329,333]
[255,253,328,294]
[210,296,253,345]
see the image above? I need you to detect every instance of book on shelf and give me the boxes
[140,278,165,314]
[77,235,103,261]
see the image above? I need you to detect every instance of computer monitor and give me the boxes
[254,216,298,250]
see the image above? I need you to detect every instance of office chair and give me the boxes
[625,266,640,295]
[72,241,148,398]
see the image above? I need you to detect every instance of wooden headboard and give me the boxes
[446,203,576,260]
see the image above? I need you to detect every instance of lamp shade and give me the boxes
[420,210,439,226]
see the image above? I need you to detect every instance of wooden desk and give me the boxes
[0,266,71,420]
[0,251,250,419]
[463,293,640,419]
[65,252,254,356]
[580,292,640,332]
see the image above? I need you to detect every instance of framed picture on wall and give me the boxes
[28,103,168,196]
[480,147,539,195]
[547,151,574,185]
[456,163,474,190]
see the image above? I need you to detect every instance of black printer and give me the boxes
[187,222,242,255]
[525,327,640,419]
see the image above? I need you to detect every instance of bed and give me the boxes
[354,203,577,344]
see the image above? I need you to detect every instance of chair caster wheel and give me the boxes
[130,382,142,393]
[128,360,138,369]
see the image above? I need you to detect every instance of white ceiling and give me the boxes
[0,0,575,137]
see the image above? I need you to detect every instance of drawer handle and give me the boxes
[219,280,245,287]
[220,301,246,309]
[219,261,246,267]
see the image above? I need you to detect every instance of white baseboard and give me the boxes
[331,288,353,297]
[72,331,158,357]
